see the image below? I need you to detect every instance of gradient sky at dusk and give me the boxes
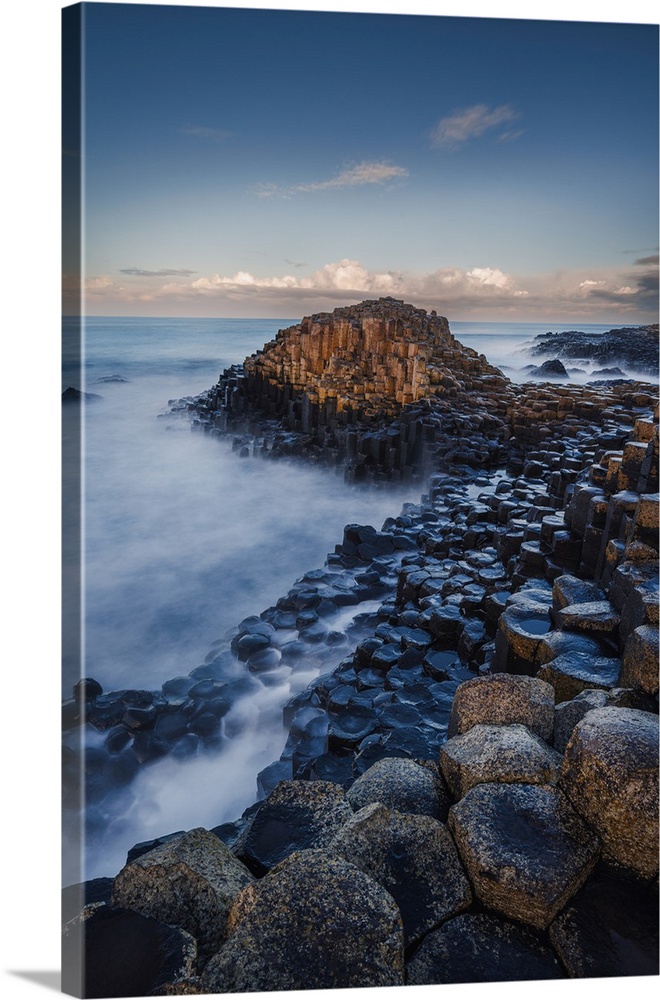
[67,1,659,321]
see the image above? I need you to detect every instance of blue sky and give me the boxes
[67,0,659,321]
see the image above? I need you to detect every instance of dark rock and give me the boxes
[346,756,450,818]
[448,782,600,929]
[328,705,380,749]
[237,779,353,875]
[407,912,564,984]
[62,904,196,998]
[527,359,569,379]
[62,386,103,402]
[331,803,471,947]
[201,850,405,992]
[549,863,659,977]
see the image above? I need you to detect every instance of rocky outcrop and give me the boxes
[529,324,659,376]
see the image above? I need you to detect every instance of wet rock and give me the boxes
[237,779,353,875]
[202,850,404,992]
[448,673,555,742]
[328,704,380,749]
[534,630,617,670]
[62,904,197,999]
[407,912,564,984]
[331,803,471,947]
[560,706,659,878]
[549,863,659,978]
[448,782,600,929]
[552,574,606,612]
[346,756,450,819]
[528,359,569,379]
[495,603,553,673]
[620,624,660,695]
[441,724,562,799]
[538,652,622,703]
[555,600,620,639]
[111,828,253,961]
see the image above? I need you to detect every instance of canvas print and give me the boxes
[61,1,659,996]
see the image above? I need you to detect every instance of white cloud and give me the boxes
[430,104,521,150]
[81,258,658,321]
[257,161,409,198]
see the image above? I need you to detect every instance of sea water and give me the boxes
[62,315,653,881]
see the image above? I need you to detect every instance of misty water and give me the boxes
[62,314,654,882]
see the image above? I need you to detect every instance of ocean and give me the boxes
[61,314,652,881]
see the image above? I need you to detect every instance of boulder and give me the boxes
[202,849,404,992]
[111,828,253,961]
[62,904,196,998]
[331,802,471,947]
[440,724,562,799]
[620,624,659,695]
[406,912,564,984]
[549,864,659,978]
[448,783,600,929]
[448,674,555,742]
[346,756,450,819]
[237,779,353,875]
[560,707,659,879]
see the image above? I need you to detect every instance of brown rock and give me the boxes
[447,673,555,742]
[440,723,562,799]
[111,828,253,961]
[448,783,600,930]
[202,849,404,992]
[560,706,659,878]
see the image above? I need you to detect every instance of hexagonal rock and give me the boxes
[494,604,553,673]
[406,912,564,984]
[620,624,659,695]
[552,574,605,613]
[440,724,562,800]
[346,756,450,819]
[555,601,620,639]
[549,864,660,978]
[111,828,253,960]
[330,802,471,947]
[538,652,621,704]
[201,849,404,992]
[560,707,659,879]
[447,673,555,743]
[534,631,614,669]
[237,779,353,875]
[448,783,600,930]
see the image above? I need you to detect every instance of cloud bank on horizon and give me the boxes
[69,6,659,322]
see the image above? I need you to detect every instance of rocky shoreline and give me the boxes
[63,300,659,996]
